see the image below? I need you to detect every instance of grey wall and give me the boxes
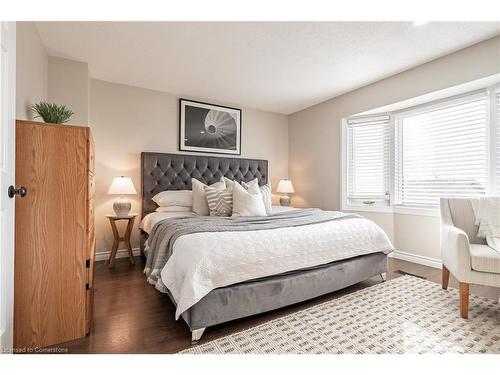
[15,22,47,120]
[89,79,289,255]
[48,56,89,125]
[15,26,89,126]
[288,36,500,262]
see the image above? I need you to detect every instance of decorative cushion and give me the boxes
[242,178,272,215]
[260,185,273,214]
[205,185,233,217]
[152,190,192,207]
[448,198,485,245]
[238,177,257,192]
[224,177,235,188]
[192,178,225,216]
[470,244,500,273]
[232,181,267,217]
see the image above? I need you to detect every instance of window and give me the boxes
[343,87,500,213]
[495,90,500,194]
[395,92,488,208]
[346,115,391,208]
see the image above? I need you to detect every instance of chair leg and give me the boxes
[459,282,469,319]
[442,265,450,290]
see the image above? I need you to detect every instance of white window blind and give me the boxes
[495,91,500,194]
[347,115,390,203]
[395,92,488,208]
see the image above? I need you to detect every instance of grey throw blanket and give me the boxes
[144,208,359,292]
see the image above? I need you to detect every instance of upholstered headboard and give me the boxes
[141,152,268,217]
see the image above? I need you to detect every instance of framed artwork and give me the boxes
[179,99,241,155]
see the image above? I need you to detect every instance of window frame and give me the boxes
[341,114,394,213]
[491,86,500,194]
[341,84,500,216]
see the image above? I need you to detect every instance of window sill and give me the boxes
[342,204,440,217]
[342,204,393,214]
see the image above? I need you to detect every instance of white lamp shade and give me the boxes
[276,179,295,194]
[108,176,137,195]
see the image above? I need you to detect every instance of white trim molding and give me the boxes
[389,250,442,269]
[95,248,141,262]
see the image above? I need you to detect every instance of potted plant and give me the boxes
[31,102,74,124]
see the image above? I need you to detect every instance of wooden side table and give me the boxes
[106,214,137,268]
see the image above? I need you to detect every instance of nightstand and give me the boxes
[106,214,137,268]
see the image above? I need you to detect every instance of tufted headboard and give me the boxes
[141,152,268,217]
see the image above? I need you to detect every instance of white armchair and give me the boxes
[440,198,500,318]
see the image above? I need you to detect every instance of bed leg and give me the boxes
[191,328,206,344]
[379,273,386,282]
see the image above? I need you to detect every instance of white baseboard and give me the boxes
[95,248,141,262]
[389,250,442,269]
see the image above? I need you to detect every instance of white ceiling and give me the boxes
[35,22,500,114]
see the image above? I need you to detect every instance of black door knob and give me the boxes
[8,186,27,198]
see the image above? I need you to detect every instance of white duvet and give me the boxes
[158,212,394,319]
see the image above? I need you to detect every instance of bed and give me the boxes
[140,152,393,343]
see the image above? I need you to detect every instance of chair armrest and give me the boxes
[441,223,471,281]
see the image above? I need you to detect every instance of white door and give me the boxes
[0,21,16,352]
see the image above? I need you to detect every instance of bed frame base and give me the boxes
[170,252,388,344]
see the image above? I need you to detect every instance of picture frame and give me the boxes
[179,99,242,155]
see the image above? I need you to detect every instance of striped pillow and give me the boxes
[204,185,233,216]
[259,184,273,215]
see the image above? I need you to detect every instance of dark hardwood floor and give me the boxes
[60,256,500,354]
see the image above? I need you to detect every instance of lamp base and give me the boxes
[279,195,291,207]
[113,197,131,216]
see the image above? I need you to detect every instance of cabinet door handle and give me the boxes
[362,200,375,205]
[8,185,27,198]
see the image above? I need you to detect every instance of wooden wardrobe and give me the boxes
[13,120,95,349]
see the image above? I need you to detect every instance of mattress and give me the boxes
[140,205,299,235]
[140,211,198,235]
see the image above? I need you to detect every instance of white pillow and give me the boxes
[232,181,267,217]
[191,178,226,216]
[224,177,235,188]
[152,190,192,207]
[240,178,260,193]
[155,206,192,212]
[242,179,272,215]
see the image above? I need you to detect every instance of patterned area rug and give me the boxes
[180,276,500,354]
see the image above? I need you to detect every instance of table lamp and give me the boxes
[276,179,294,206]
[108,176,137,216]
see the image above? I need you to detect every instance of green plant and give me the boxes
[31,102,74,124]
